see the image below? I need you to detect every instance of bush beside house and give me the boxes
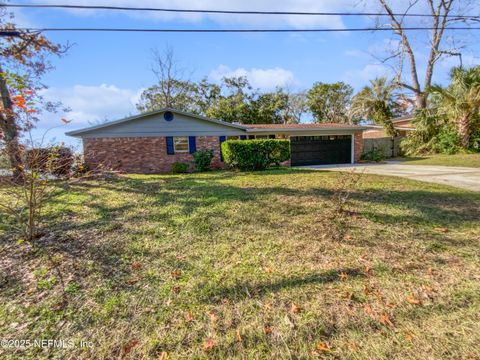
[193,149,214,172]
[221,139,290,171]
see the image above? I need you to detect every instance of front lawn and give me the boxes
[396,153,480,167]
[1,170,479,359]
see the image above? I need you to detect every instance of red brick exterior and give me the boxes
[354,132,363,162]
[83,136,224,174]
[83,132,364,173]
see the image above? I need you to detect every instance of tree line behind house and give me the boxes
[137,49,480,156]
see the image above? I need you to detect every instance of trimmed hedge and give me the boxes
[221,139,290,171]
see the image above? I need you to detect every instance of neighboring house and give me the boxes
[66,108,367,173]
[363,115,415,139]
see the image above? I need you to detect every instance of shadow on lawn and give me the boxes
[199,268,364,303]
[63,173,480,228]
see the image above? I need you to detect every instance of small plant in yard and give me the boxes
[222,139,290,171]
[171,162,189,174]
[320,170,364,241]
[193,149,214,172]
[361,147,386,162]
[0,143,74,241]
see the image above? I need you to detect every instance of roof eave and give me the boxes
[65,108,248,137]
[246,127,368,133]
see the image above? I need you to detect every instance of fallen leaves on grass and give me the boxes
[123,339,139,356]
[184,311,194,322]
[131,261,142,270]
[203,338,215,352]
[236,329,242,342]
[207,310,218,323]
[264,325,273,334]
[363,304,374,316]
[315,342,332,353]
[158,351,169,359]
[406,295,423,305]
[290,303,302,314]
[405,332,415,342]
[379,313,394,327]
[170,270,182,279]
[126,278,139,286]
[435,227,449,233]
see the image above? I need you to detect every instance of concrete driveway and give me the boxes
[302,161,480,191]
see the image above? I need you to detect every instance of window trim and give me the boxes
[173,136,189,153]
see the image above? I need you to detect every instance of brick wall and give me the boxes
[83,136,225,174]
[83,133,364,173]
[354,132,363,162]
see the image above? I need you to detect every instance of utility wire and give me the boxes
[5,27,479,34]
[2,3,480,20]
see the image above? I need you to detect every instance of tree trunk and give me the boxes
[0,66,24,181]
[458,115,470,149]
[415,93,427,110]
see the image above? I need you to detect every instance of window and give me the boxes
[173,137,189,153]
[227,136,239,140]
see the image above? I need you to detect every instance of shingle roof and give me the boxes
[245,123,365,129]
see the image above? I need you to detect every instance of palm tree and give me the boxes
[430,66,480,149]
[350,77,400,137]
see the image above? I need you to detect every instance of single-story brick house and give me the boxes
[66,108,367,173]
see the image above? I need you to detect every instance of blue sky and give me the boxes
[11,0,480,149]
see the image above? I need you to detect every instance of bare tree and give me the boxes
[372,0,478,109]
[137,46,196,112]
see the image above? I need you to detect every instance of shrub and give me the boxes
[193,149,214,172]
[435,125,461,154]
[171,162,189,174]
[361,148,385,162]
[222,139,290,171]
[25,146,74,177]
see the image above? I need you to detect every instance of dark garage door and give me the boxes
[290,135,352,166]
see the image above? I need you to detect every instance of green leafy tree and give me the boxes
[136,79,198,113]
[249,90,290,124]
[350,77,401,136]
[430,66,480,149]
[307,82,353,123]
[205,76,252,123]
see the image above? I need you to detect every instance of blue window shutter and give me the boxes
[189,136,196,154]
[240,135,247,140]
[166,137,174,155]
[219,136,226,161]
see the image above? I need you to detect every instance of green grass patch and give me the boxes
[396,153,480,167]
[1,169,479,359]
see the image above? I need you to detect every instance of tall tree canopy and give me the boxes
[350,77,402,137]
[306,82,353,123]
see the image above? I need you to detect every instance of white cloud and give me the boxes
[210,65,297,89]
[39,84,141,129]
[29,0,357,28]
[343,64,394,89]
